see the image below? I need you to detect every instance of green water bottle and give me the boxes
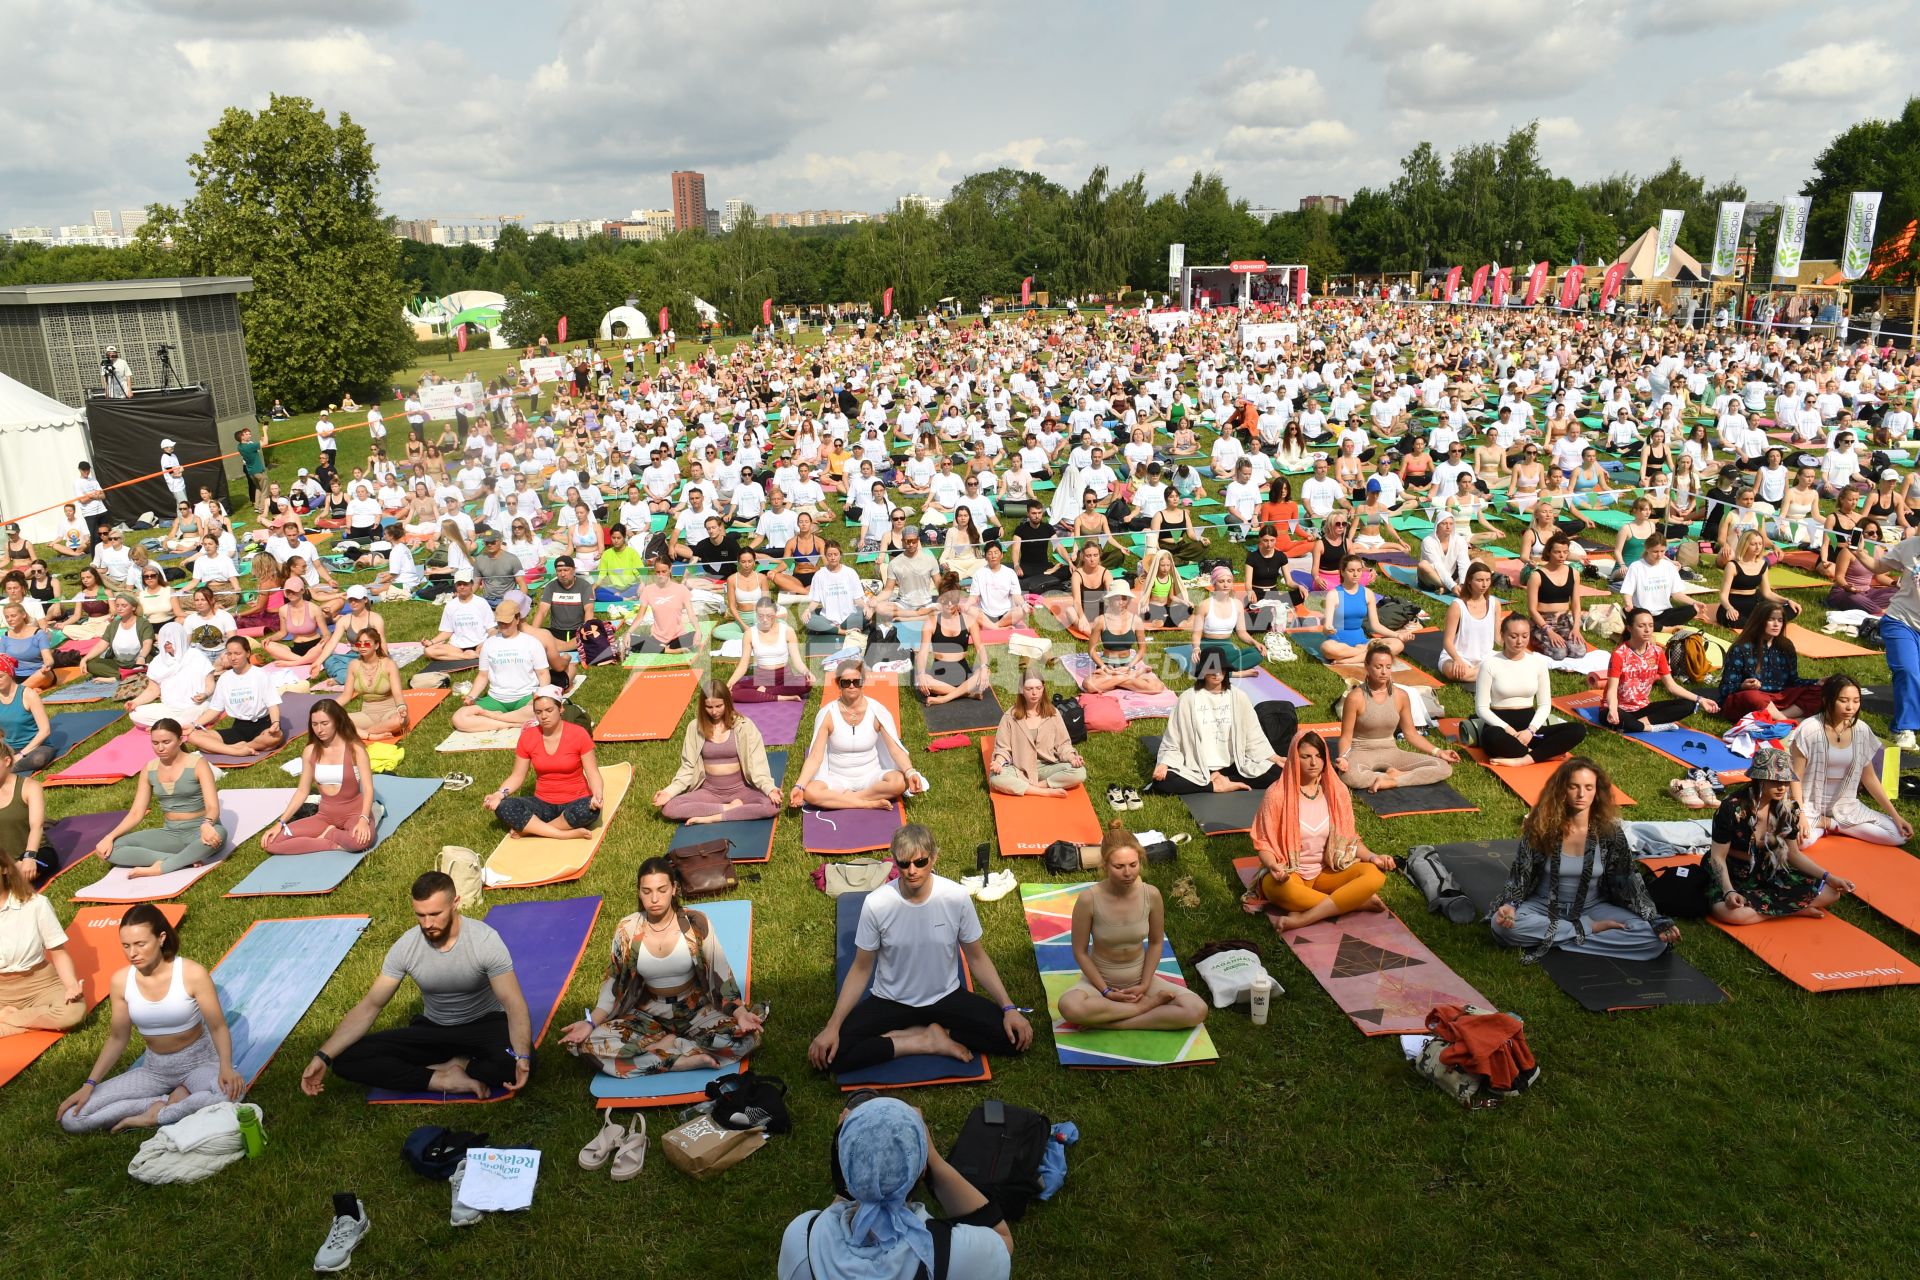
[236,1104,266,1157]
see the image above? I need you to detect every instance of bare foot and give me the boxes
[1028,787,1066,798]
[672,1052,718,1070]
[1491,757,1532,769]
[1794,906,1827,919]
[1277,911,1315,932]
[1589,918,1626,932]
[1210,775,1251,793]
[1139,986,1178,1010]
[922,1023,975,1063]
[929,691,957,705]
[125,861,173,879]
[428,1062,493,1100]
[111,1098,169,1132]
[862,797,895,810]
[1359,894,1388,913]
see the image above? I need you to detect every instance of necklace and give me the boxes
[1299,783,1322,799]
[642,915,676,934]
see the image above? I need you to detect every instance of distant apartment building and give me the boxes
[671,171,708,233]
[1247,207,1287,224]
[1298,194,1348,215]
[529,218,602,241]
[721,198,746,231]
[392,218,440,243]
[762,209,871,229]
[119,208,148,236]
[91,209,114,232]
[897,193,945,216]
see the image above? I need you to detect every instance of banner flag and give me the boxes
[659,306,670,335]
[762,298,773,325]
[1710,201,1747,277]
[1443,266,1462,300]
[1652,209,1684,277]
[1599,262,1628,309]
[557,315,568,344]
[1021,276,1033,305]
[1490,267,1512,307]
[1168,243,1185,278]
[1840,191,1883,281]
[1294,267,1308,299]
[1773,197,1812,281]
[1558,264,1586,309]
[1523,260,1550,305]
[1468,265,1490,304]
[455,326,466,353]
[882,287,894,318]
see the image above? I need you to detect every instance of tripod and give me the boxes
[157,344,179,391]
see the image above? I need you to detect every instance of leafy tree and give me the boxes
[138,95,413,410]
[1804,97,1920,281]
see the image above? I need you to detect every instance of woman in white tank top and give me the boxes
[1440,562,1502,683]
[729,597,812,702]
[790,660,920,809]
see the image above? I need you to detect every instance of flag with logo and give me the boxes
[1523,261,1550,306]
[658,306,670,335]
[1773,197,1812,281]
[1599,262,1628,309]
[1557,264,1586,310]
[1443,266,1462,300]
[762,298,773,325]
[1021,276,1033,306]
[1710,201,1746,277]
[882,287,893,318]
[1468,265,1490,304]
[557,315,568,344]
[1840,191,1883,281]
[1652,209,1684,277]
[1490,267,1512,307]
[1294,267,1308,299]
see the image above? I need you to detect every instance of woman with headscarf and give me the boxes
[127,622,214,729]
[1246,731,1396,929]
[779,1096,1012,1279]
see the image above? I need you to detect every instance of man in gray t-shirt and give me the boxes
[534,555,593,638]
[471,529,524,605]
[300,872,532,1101]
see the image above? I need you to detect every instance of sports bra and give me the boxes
[284,602,323,639]
[1535,566,1575,606]
[349,660,394,701]
[633,931,696,989]
[930,616,969,659]
[1728,561,1766,599]
[1201,597,1240,638]
[750,623,787,668]
[125,961,203,1037]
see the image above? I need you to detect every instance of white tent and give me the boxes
[597,305,654,341]
[0,373,92,541]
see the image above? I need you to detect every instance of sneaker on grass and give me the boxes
[450,1159,482,1228]
[314,1194,369,1273]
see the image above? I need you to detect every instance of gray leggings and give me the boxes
[107,821,228,874]
[60,1032,223,1132]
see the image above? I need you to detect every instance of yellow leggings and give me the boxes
[1261,862,1386,915]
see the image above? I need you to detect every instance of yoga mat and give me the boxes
[594,668,700,742]
[1571,707,1751,779]
[1292,630,1445,688]
[223,776,445,897]
[210,914,372,1089]
[1233,858,1491,1035]
[45,725,157,786]
[592,899,754,1109]
[1352,781,1479,818]
[420,656,479,674]
[201,692,324,768]
[1237,667,1311,708]
[369,894,604,1103]
[1783,623,1874,660]
[40,678,116,705]
[0,903,187,1090]
[71,789,295,902]
[666,751,787,863]
[1402,629,1452,678]
[803,801,905,854]
[1537,948,1727,1012]
[1021,883,1218,1069]
[1180,788,1267,837]
[38,709,125,766]
[1767,564,1827,590]
[436,726,522,752]
[1426,839,1522,918]
[482,761,633,888]
[382,688,452,739]
[979,736,1101,857]
[1810,837,1920,939]
[1457,742,1637,807]
[833,890,990,1090]
[922,687,1003,735]
[36,810,126,887]
[737,697,805,748]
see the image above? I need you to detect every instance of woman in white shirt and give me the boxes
[1472,615,1589,766]
[1439,562,1501,683]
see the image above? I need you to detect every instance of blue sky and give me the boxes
[3,0,1913,228]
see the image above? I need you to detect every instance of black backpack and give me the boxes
[946,1099,1052,1223]
[575,619,619,666]
[1639,863,1710,919]
[705,1071,791,1135]
[1052,694,1087,744]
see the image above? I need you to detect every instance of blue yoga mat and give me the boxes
[833,891,989,1088]
[44,709,125,762]
[589,899,753,1104]
[40,679,116,706]
[665,751,785,862]
[222,775,444,897]
[211,915,371,1089]
[368,895,602,1103]
[1573,707,1750,773]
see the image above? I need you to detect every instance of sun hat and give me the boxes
[1747,749,1795,784]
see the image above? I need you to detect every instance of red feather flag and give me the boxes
[557,315,568,344]
[882,287,894,318]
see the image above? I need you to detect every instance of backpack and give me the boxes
[704,1071,791,1136]
[561,700,595,735]
[1374,597,1421,632]
[1402,844,1476,924]
[1255,700,1298,758]
[575,619,620,666]
[1639,862,1710,918]
[946,1099,1052,1223]
[435,845,484,910]
[1665,628,1721,685]
[402,1125,489,1180]
[1051,694,1087,744]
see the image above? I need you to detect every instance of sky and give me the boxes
[4,0,1915,230]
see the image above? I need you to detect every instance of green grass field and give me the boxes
[5,327,1919,1278]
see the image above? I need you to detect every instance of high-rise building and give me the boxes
[705,208,721,236]
[91,209,114,232]
[120,209,148,236]
[721,198,745,232]
[897,193,945,217]
[1298,194,1348,216]
[392,218,440,243]
[671,171,708,233]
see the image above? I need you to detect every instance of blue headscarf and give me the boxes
[814,1097,934,1279]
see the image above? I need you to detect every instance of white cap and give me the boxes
[297,468,309,476]
[452,567,475,583]
[160,438,176,448]
[344,585,369,600]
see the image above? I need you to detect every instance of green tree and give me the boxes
[1803,97,1920,281]
[138,95,413,410]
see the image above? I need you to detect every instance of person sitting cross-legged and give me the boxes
[1246,731,1397,930]
[1054,822,1208,1029]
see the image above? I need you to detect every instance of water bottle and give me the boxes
[1249,974,1271,1026]
[236,1104,266,1157]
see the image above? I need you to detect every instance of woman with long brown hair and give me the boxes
[653,681,782,823]
[1490,756,1678,961]
[262,700,377,855]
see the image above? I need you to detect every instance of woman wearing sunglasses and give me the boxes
[790,659,922,811]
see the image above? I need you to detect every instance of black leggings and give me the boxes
[1718,597,1798,628]
[1645,604,1696,629]
[1477,707,1587,762]
[1602,699,1694,733]
[829,989,1019,1074]
[329,1011,518,1093]
[1150,761,1282,795]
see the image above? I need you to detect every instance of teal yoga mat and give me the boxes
[223,775,445,896]
[211,915,371,1090]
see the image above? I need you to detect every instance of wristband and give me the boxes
[85,1077,98,1087]
[313,1050,332,1068]
[507,1049,530,1062]
[1101,986,1114,997]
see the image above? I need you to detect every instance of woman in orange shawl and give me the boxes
[1245,731,1397,930]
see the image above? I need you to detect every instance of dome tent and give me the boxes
[597,306,654,341]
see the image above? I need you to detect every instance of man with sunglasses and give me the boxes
[808,824,1032,1077]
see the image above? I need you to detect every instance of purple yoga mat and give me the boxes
[802,802,904,854]
[738,698,805,747]
[368,895,603,1104]
[202,693,322,767]
[1238,668,1310,709]
[37,810,125,887]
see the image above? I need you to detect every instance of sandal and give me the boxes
[443,772,475,792]
[609,1114,648,1182]
[1668,778,1706,809]
[579,1113,626,1171]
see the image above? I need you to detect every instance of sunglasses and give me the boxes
[893,855,932,870]
[838,678,864,689]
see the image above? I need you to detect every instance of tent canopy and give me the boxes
[0,371,93,541]
[597,305,653,341]
[1612,225,1704,281]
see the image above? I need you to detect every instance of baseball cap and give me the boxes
[1882,468,1900,481]
[482,528,501,542]
[297,468,309,477]
[493,599,520,622]
[344,585,369,601]
[452,567,474,584]
[160,438,176,448]
[554,554,575,569]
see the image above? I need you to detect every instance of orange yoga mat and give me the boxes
[1641,853,1920,992]
[593,668,700,742]
[1784,623,1875,660]
[1458,742,1637,807]
[1809,837,1920,938]
[0,903,187,1089]
[377,688,451,741]
[979,735,1102,856]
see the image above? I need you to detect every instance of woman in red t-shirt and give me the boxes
[1601,608,1719,733]
[485,690,604,839]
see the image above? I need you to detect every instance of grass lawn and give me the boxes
[5,326,1919,1278]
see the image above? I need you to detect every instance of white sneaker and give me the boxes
[449,1159,482,1227]
[1895,730,1918,752]
[958,874,987,897]
[314,1195,370,1272]
[976,870,1018,902]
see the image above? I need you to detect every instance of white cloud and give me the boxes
[1356,0,1628,107]
[1765,42,1895,100]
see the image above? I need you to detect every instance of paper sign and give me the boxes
[454,1147,542,1212]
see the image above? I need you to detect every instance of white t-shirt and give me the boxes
[437,596,495,650]
[1301,476,1343,518]
[479,631,547,702]
[971,564,1021,617]
[208,666,281,723]
[855,877,982,1006]
[1622,558,1684,613]
[808,565,865,624]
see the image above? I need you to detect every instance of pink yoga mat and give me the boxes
[802,802,904,854]
[46,726,157,786]
[72,788,296,902]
